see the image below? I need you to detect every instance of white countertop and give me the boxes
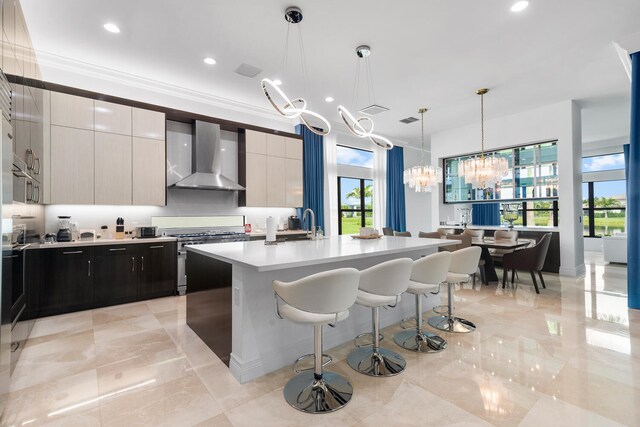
[186,235,456,272]
[27,236,177,250]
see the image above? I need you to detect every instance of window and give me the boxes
[336,145,374,168]
[582,153,625,172]
[338,177,373,235]
[444,141,558,203]
[583,180,626,237]
[499,201,558,228]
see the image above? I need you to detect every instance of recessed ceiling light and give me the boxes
[203,57,216,65]
[103,23,120,33]
[511,1,529,12]
[272,79,282,86]
[325,96,334,103]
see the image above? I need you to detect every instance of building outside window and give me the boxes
[336,145,374,235]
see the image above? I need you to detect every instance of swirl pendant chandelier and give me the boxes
[403,108,442,192]
[337,45,393,150]
[260,7,330,136]
[458,89,509,189]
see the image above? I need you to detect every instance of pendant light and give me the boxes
[261,7,331,136]
[337,45,393,150]
[458,89,509,189]
[403,108,442,192]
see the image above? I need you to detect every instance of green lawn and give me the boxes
[341,216,373,235]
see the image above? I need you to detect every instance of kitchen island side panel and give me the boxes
[186,251,232,366]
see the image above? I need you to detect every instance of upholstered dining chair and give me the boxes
[501,233,552,294]
[418,231,441,239]
[382,227,394,236]
[437,228,455,237]
[394,231,412,237]
[461,228,485,239]
[491,229,519,259]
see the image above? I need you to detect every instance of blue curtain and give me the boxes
[386,146,406,231]
[296,125,324,231]
[629,52,640,309]
[472,203,500,225]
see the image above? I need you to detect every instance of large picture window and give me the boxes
[444,140,558,203]
[583,180,626,237]
[338,177,373,235]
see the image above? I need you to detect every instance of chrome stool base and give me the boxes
[393,329,447,353]
[427,315,476,333]
[283,371,353,413]
[347,347,406,377]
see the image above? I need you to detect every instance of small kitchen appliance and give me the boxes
[136,226,158,238]
[288,216,301,230]
[56,216,72,242]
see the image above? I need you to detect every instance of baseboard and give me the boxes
[559,263,586,277]
[229,353,264,384]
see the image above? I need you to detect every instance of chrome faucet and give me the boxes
[302,208,316,240]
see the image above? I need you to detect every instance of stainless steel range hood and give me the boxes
[171,121,245,191]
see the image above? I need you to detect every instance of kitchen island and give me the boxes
[186,235,455,383]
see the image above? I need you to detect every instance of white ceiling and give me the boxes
[20,0,636,146]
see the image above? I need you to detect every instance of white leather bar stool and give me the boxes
[347,258,413,377]
[394,252,451,352]
[273,268,360,414]
[428,246,481,333]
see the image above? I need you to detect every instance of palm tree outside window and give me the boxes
[338,177,373,235]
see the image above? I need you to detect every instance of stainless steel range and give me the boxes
[169,229,249,295]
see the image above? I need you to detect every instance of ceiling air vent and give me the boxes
[359,104,389,116]
[399,116,419,124]
[235,63,262,78]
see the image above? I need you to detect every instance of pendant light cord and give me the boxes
[420,109,425,167]
[480,92,485,159]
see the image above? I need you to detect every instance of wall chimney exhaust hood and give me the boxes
[171,121,245,191]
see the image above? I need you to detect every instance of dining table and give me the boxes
[471,238,532,283]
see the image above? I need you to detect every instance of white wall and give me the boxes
[431,101,585,276]
[404,145,433,235]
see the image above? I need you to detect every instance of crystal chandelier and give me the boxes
[261,7,331,136]
[458,89,509,189]
[403,108,442,192]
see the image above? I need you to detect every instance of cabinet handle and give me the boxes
[149,245,164,249]
[88,260,91,277]
[63,250,83,255]
[141,256,144,271]
[132,256,135,272]
[109,248,126,252]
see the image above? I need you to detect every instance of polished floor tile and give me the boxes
[1,252,637,426]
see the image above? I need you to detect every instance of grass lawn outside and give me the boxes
[340,216,373,235]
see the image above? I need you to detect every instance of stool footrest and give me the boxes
[353,332,384,348]
[293,353,333,374]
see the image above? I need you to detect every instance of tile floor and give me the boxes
[1,252,637,426]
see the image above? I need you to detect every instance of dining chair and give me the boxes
[440,234,485,285]
[418,231,440,239]
[382,227,394,236]
[461,229,485,239]
[394,231,412,237]
[501,233,552,294]
[437,228,455,237]
[491,229,519,259]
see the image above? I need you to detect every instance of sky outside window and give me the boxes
[336,145,373,168]
[582,154,625,172]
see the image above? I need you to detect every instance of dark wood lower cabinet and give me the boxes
[26,242,177,318]
[39,248,94,317]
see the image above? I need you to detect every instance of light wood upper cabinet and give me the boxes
[51,92,94,130]
[132,108,165,140]
[240,130,303,207]
[245,153,267,207]
[94,132,132,205]
[266,156,286,207]
[132,137,165,205]
[95,101,132,136]
[285,158,303,207]
[245,129,266,155]
[285,137,303,159]
[266,133,286,157]
[50,126,94,204]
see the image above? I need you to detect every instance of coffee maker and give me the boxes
[56,216,72,242]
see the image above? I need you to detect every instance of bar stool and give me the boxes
[394,252,451,352]
[273,268,360,414]
[347,258,413,377]
[428,246,481,333]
